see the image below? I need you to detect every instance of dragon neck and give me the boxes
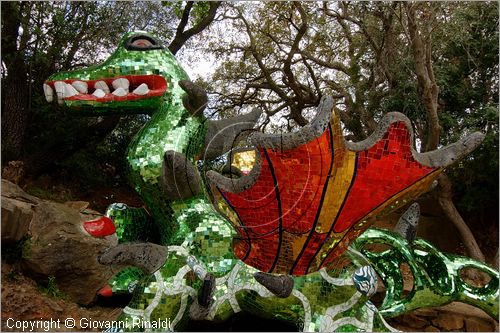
[125,86,209,244]
[127,69,207,182]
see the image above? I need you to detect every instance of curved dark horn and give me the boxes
[253,272,294,298]
[99,242,168,274]
[161,150,201,200]
[179,80,208,117]
[204,108,261,161]
[344,112,485,168]
[206,149,262,194]
[221,164,244,178]
[249,95,333,151]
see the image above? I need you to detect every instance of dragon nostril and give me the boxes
[83,216,116,237]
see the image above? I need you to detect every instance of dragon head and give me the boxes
[43,31,186,114]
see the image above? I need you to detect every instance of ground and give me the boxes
[1,262,122,332]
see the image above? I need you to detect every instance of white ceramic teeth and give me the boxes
[92,89,106,98]
[64,83,79,97]
[112,87,127,97]
[45,78,154,102]
[43,84,53,102]
[112,78,129,91]
[132,83,149,95]
[54,81,66,96]
[71,81,88,94]
[54,81,66,104]
[94,81,110,93]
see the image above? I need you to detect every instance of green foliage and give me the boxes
[432,3,499,223]
[162,1,213,27]
[191,2,211,25]
[162,1,184,19]
[21,235,32,260]
[38,276,66,299]
[6,270,21,282]
[450,129,499,215]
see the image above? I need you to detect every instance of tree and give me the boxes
[1,1,221,177]
[204,2,419,138]
[200,1,498,261]
[2,2,30,161]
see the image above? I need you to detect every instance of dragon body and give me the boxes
[44,32,498,331]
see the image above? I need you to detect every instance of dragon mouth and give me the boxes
[43,74,167,104]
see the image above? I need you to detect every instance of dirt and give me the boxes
[1,262,122,332]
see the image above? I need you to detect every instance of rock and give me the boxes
[465,317,495,332]
[22,200,121,305]
[431,313,464,330]
[424,325,441,332]
[438,302,494,322]
[1,196,34,243]
[414,308,439,318]
[1,179,124,305]
[1,180,39,243]
[64,201,90,211]
[387,303,498,332]
[2,161,25,185]
[388,322,416,332]
[393,314,429,329]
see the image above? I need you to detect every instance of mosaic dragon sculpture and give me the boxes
[43,32,499,331]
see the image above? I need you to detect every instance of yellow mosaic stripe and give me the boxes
[272,231,309,273]
[314,112,357,234]
[313,168,443,272]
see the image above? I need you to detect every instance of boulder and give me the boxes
[393,313,429,329]
[1,179,123,305]
[424,325,440,332]
[465,317,495,332]
[431,313,464,330]
[2,161,25,185]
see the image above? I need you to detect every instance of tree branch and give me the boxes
[168,2,221,55]
[405,3,440,152]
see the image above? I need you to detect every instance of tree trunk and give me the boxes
[405,3,485,265]
[437,173,485,262]
[1,2,29,163]
[2,71,29,162]
[405,3,440,152]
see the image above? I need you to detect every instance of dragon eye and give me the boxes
[125,34,163,51]
[132,39,153,48]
